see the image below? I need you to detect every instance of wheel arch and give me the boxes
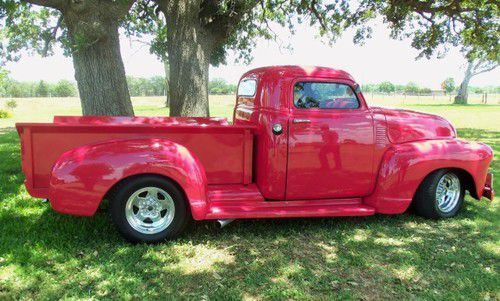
[410,167,478,205]
[365,139,492,214]
[48,138,210,219]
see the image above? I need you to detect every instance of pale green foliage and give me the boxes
[35,80,49,97]
[0,2,64,62]
[125,0,499,68]
[441,78,456,94]
[208,78,236,94]
[404,82,419,94]
[378,81,395,93]
[0,109,12,118]
[53,80,77,97]
[126,76,167,97]
[350,0,499,62]
[5,99,16,110]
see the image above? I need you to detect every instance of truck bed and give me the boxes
[16,116,255,198]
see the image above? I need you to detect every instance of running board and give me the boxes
[206,185,375,219]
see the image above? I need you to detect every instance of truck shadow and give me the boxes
[0,200,497,300]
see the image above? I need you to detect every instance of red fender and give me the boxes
[48,138,208,219]
[365,139,493,214]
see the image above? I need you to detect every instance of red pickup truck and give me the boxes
[16,66,494,243]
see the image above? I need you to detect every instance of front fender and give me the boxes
[365,139,493,214]
[49,138,208,219]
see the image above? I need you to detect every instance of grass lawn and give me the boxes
[0,101,498,300]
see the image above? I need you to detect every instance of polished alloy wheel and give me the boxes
[436,173,461,213]
[125,187,175,234]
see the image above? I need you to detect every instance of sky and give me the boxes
[3,20,499,90]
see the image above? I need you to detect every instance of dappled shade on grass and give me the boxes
[0,126,498,300]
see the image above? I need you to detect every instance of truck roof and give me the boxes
[240,65,356,82]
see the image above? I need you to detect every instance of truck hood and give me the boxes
[372,107,456,144]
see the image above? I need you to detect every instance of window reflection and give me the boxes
[294,82,359,109]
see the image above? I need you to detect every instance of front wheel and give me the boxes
[109,175,191,243]
[413,169,465,219]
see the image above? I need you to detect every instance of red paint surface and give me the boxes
[16,66,494,220]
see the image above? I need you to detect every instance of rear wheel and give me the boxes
[413,169,465,219]
[109,175,191,243]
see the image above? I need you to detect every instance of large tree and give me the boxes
[1,0,136,116]
[454,59,499,104]
[142,0,353,116]
[134,0,498,116]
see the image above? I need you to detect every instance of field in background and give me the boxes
[0,95,498,299]
[1,94,499,130]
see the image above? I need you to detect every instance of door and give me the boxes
[286,80,375,200]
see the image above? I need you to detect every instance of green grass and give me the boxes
[0,104,499,300]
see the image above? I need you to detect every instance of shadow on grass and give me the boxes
[0,129,498,300]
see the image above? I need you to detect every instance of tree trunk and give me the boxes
[71,26,134,116]
[162,58,170,107]
[162,0,211,117]
[59,0,135,116]
[454,61,473,105]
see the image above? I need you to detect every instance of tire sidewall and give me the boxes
[109,176,189,243]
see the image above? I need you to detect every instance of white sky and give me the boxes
[4,20,499,89]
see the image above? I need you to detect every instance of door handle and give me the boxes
[293,119,311,124]
[272,123,283,135]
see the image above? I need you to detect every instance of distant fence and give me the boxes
[363,92,500,106]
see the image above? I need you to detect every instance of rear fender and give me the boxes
[48,138,208,219]
[365,139,493,214]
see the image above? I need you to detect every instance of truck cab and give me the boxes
[16,65,494,243]
[234,66,377,201]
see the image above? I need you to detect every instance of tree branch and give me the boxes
[24,0,65,10]
[307,0,328,32]
[473,62,499,76]
[202,0,261,44]
[104,0,137,15]
[41,14,62,57]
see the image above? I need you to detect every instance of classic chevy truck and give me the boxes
[16,66,494,243]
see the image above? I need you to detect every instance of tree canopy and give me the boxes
[1,0,136,115]
[1,0,499,116]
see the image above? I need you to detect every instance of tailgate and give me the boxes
[16,125,47,198]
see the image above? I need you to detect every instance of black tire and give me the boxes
[108,175,192,243]
[413,169,465,219]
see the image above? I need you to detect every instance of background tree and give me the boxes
[378,81,395,93]
[35,80,49,97]
[53,80,77,97]
[209,78,236,95]
[1,0,136,115]
[441,78,455,95]
[404,82,419,94]
[0,68,8,96]
[454,59,499,104]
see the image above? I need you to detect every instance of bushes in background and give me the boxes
[0,109,12,119]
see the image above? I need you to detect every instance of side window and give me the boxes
[294,82,360,109]
[237,79,257,97]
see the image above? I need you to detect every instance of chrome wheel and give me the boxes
[125,187,175,234]
[436,173,461,213]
